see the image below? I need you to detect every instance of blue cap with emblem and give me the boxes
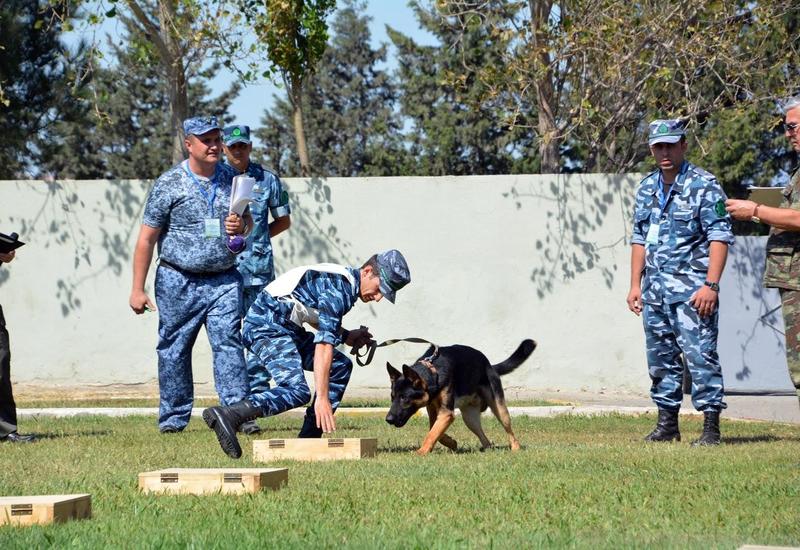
[648,119,686,146]
[183,116,221,137]
[376,249,411,304]
[223,125,251,146]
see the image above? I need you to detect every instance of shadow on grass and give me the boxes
[33,430,113,440]
[723,434,800,445]
[380,443,516,455]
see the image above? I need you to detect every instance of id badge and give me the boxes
[204,218,221,238]
[645,222,660,245]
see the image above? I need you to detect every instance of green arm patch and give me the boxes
[714,200,727,218]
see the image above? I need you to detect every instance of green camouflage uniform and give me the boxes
[764,168,800,390]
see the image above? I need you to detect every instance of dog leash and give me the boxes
[351,336,439,367]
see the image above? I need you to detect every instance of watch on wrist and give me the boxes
[751,204,761,224]
[704,280,720,292]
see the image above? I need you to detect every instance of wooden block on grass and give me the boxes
[138,468,288,495]
[253,437,377,462]
[0,494,91,526]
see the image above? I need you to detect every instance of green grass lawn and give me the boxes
[14,397,563,409]
[1,413,798,549]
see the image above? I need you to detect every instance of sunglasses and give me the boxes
[785,121,799,134]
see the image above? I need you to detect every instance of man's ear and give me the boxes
[362,264,376,279]
[402,364,424,389]
[387,363,401,382]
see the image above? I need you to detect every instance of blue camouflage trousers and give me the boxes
[242,285,272,393]
[246,328,353,418]
[155,266,249,431]
[643,301,726,412]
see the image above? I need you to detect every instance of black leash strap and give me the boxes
[351,337,438,367]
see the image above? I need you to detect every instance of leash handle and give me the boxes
[351,336,438,367]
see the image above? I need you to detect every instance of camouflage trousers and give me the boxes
[155,266,249,431]
[643,301,726,412]
[245,328,353,418]
[242,285,272,394]
[778,288,800,390]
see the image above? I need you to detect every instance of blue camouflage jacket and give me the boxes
[631,161,734,305]
[227,161,291,287]
[242,267,360,349]
[143,161,240,273]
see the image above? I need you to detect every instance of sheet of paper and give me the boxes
[230,175,255,215]
[747,186,784,208]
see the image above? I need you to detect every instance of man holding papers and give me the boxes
[129,116,252,433]
[726,97,800,397]
[223,124,292,435]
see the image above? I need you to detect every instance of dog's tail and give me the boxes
[492,339,537,376]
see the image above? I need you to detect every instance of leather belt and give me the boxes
[158,258,233,277]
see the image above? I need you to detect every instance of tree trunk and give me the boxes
[529,0,560,173]
[289,74,311,176]
[156,0,187,165]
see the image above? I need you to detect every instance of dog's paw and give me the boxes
[415,448,430,456]
[439,435,458,451]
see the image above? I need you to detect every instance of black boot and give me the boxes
[644,408,681,442]
[203,400,262,458]
[691,410,721,446]
[237,420,262,435]
[298,410,323,438]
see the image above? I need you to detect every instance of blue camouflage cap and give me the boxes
[376,249,410,304]
[223,125,251,146]
[648,119,686,145]
[183,116,221,137]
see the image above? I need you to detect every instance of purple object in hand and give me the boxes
[227,235,246,254]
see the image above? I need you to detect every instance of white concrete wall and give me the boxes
[0,174,648,395]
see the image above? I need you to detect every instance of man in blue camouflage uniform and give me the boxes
[202,250,411,458]
[129,116,252,433]
[222,124,292,435]
[627,119,734,446]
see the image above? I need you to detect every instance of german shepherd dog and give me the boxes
[385,339,537,455]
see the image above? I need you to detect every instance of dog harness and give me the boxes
[411,360,440,395]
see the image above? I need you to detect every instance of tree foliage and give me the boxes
[436,0,800,174]
[256,0,410,177]
[239,0,337,176]
[40,21,240,180]
[389,1,539,176]
[0,0,93,178]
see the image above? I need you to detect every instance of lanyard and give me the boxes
[656,161,688,214]
[182,160,219,216]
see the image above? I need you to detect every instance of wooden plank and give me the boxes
[0,494,91,526]
[138,468,288,495]
[253,437,378,462]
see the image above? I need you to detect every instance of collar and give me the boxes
[349,266,361,300]
[648,160,689,196]
[411,360,440,396]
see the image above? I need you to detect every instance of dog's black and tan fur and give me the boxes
[386,339,536,455]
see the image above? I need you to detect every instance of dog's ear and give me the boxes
[402,364,424,388]
[387,363,401,382]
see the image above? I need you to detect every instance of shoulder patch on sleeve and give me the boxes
[691,165,716,181]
